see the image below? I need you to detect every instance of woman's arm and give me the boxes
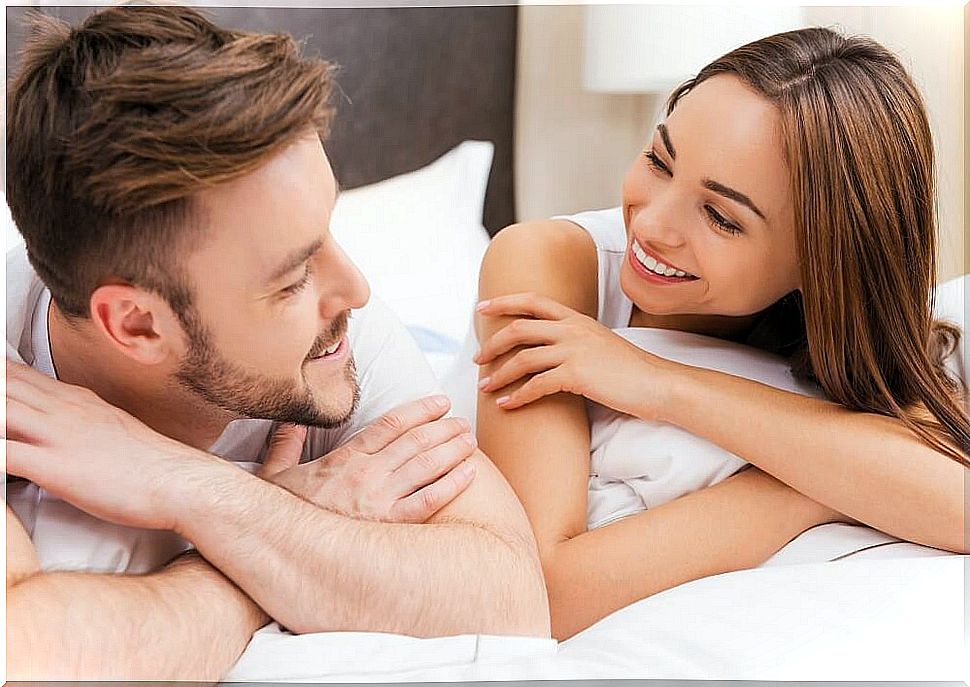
[478,222,967,560]
[657,367,968,554]
[476,222,841,639]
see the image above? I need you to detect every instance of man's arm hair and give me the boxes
[174,450,550,637]
[6,506,266,680]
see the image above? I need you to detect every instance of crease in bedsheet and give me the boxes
[224,624,557,681]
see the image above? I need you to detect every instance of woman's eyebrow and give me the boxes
[702,178,766,220]
[657,123,676,160]
[658,122,766,220]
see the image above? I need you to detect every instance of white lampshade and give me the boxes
[583,5,805,93]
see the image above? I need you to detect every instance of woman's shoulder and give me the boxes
[551,207,628,253]
[489,216,598,254]
[481,218,599,318]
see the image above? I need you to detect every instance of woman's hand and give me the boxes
[475,292,680,418]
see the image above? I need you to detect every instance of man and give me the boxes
[4,6,549,680]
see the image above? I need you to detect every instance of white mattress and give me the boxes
[224,526,966,682]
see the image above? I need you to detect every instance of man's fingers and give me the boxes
[5,375,51,413]
[380,416,472,471]
[5,360,79,402]
[388,460,477,523]
[4,440,46,481]
[390,431,478,496]
[258,424,307,478]
[3,398,49,443]
[349,395,451,454]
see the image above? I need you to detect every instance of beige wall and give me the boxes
[802,6,965,281]
[515,5,966,281]
[514,5,659,223]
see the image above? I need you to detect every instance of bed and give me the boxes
[5,5,967,682]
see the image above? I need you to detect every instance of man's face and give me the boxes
[173,133,370,427]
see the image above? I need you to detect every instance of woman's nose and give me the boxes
[632,193,688,249]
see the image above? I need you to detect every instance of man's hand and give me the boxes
[4,360,223,531]
[257,396,478,523]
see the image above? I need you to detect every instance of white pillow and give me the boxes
[586,327,826,529]
[329,141,494,378]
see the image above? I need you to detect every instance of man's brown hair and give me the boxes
[6,5,336,319]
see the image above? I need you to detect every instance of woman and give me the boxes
[473,27,969,640]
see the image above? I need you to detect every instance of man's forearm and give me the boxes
[7,552,266,680]
[177,461,547,637]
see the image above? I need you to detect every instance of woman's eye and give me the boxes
[280,265,312,297]
[705,206,742,236]
[643,149,671,176]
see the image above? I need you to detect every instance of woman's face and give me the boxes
[620,74,800,319]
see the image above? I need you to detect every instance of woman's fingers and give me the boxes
[479,346,562,393]
[388,459,477,524]
[474,318,558,364]
[494,369,565,410]
[476,292,574,321]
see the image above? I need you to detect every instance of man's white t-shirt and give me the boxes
[5,246,441,574]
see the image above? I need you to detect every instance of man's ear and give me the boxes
[88,284,183,365]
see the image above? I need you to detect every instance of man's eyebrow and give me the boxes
[267,238,324,284]
[702,179,766,220]
[657,123,676,160]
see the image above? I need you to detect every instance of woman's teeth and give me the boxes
[632,241,694,278]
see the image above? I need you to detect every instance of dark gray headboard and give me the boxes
[5,5,518,234]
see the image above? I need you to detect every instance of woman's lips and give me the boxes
[628,242,698,285]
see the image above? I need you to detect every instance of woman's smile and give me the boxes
[628,238,699,284]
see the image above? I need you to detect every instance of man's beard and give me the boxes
[173,310,359,428]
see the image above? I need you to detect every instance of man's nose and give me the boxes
[317,242,370,319]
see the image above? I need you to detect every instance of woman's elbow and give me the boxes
[943,521,969,555]
[930,495,968,554]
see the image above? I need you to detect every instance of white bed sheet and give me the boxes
[225,542,966,682]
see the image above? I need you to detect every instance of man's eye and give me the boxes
[281,266,311,296]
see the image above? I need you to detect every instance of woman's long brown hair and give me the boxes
[667,27,969,465]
